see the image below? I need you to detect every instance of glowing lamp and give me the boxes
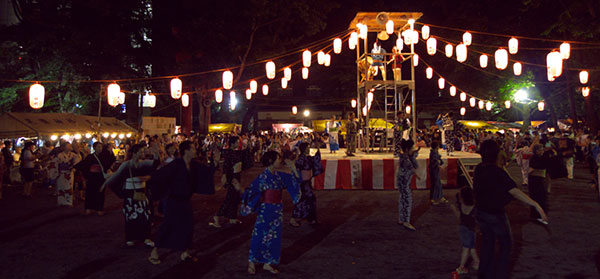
[480,54,488,68]
[478,100,484,110]
[438,77,445,89]
[513,62,522,76]
[333,38,342,54]
[411,30,419,45]
[262,84,269,96]
[357,23,367,39]
[351,99,357,108]
[449,86,456,96]
[317,51,325,65]
[426,67,433,79]
[303,109,310,117]
[302,67,309,79]
[229,91,237,110]
[85,133,92,139]
[107,83,120,107]
[560,42,570,59]
[117,92,125,105]
[582,87,590,97]
[460,107,466,116]
[495,49,508,70]
[222,71,233,89]
[505,100,511,109]
[349,32,358,50]
[580,71,589,84]
[50,135,58,141]
[396,37,404,52]
[146,93,156,108]
[421,25,430,39]
[362,106,367,116]
[367,91,374,103]
[245,89,252,100]
[413,54,419,67]
[508,37,518,54]
[102,132,109,138]
[469,97,476,107]
[265,61,276,79]
[386,20,394,34]
[111,133,117,138]
[215,89,223,103]
[485,101,492,111]
[460,92,467,102]
[445,44,453,58]
[408,19,415,29]
[126,133,132,138]
[74,134,82,140]
[547,51,563,80]
[324,54,331,67]
[427,38,437,55]
[250,80,257,93]
[281,77,288,89]
[405,105,411,114]
[170,78,182,99]
[118,134,124,139]
[29,83,45,109]
[463,32,472,46]
[456,43,467,62]
[292,106,298,115]
[538,101,545,111]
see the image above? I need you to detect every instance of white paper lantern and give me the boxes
[495,49,508,70]
[281,77,288,89]
[505,100,511,109]
[426,67,433,79]
[117,92,125,105]
[262,84,269,96]
[513,62,522,76]
[292,106,298,115]
[222,71,233,89]
[460,107,466,116]
[460,92,467,102]
[463,32,472,46]
[107,83,120,107]
[349,32,358,50]
[146,93,156,108]
[215,89,223,103]
[547,51,563,80]
[411,30,419,45]
[245,89,252,100]
[302,67,309,79]
[324,54,331,67]
[229,91,237,110]
[421,25,430,39]
[386,20,394,34]
[582,87,590,97]
[580,71,589,84]
[413,54,419,66]
[249,80,258,93]
[317,51,325,65]
[478,100,485,109]
[427,37,437,55]
[438,77,445,89]
[449,86,456,96]
[396,37,404,52]
[480,54,488,68]
[182,94,189,107]
[362,105,367,116]
[508,37,519,54]
[485,101,492,111]
[469,97,476,107]
[445,44,453,58]
[367,91,374,103]
[333,38,342,54]
[456,43,467,62]
[357,23,368,39]
[405,105,411,114]
[265,61,276,79]
[170,78,182,99]
[560,42,570,59]
[303,50,312,67]
[538,101,545,111]
[547,68,556,82]
[29,83,45,109]
[284,67,292,81]
[351,99,357,108]
[303,109,310,117]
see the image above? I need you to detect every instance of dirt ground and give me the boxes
[0,162,598,279]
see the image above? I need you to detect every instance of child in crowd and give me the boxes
[429,141,447,205]
[451,187,480,275]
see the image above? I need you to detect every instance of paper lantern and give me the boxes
[478,100,484,109]
[262,84,269,96]
[170,78,182,99]
[396,37,404,52]
[333,38,342,54]
[351,99,357,108]
[324,54,331,67]
[580,71,589,84]
[245,89,252,100]
[426,67,433,79]
[495,49,508,70]
[505,100,511,109]
[29,83,45,109]
[367,91,374,103]
[547,51,563,80]
[449,86,456,96]
[427,38,437,55]
[349,32,358,50]
[463,32,472,46]
[438,77,445,89]
[146,93,156,108]
[560,42,570,59]
[362,106,367,116]
[302,50,312,67]
[357,23,367,39]
[538,101,545,111]
[229,91,237,110]
[181,94,189,107]
[411,30,419,45]
[281,77,288,89]
[582,87,590,97]
[460,92,467,102]
[303,109,310,117]
[265,61,276,79]
[250,80,258,93]
[480,54,488,68]
[292,106,297,115]
[460,107,466,116]
[283,67,292,81]
[408,18,415,29]
[386,20,394,34]
[513,62,522,76]
[215,89,223,103]
[117,92,125,105]
[486,101,492,111]
[107,83,120,107]
[413,54,419,67]
[405,105,411,114]
[456,43,467,62]
[547,68,556,82]
[222,71,233,89]
[402,30,418,45]
[421,25,430,39]
[317,51,325,65]
[445,44,453,58]
[469,97,476,107]
[508,37,518,54]
[302,67,309,79]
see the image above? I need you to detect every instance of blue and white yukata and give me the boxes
[397,152,419,223]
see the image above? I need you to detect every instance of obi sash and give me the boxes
[262,189,282,204]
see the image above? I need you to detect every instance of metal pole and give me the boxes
[364,33,370,153]
[356,31,361,150]
[410,37,417,143]
[97,85,103,137]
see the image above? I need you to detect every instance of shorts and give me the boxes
[459,225,475,248]
[20,168,34,182]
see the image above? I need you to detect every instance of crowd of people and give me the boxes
[1,114,599,277]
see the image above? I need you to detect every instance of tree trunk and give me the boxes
[196,92,210,135]
[566,72,579,128]
[585,94,599,135]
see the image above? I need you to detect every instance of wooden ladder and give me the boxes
[458,159,478,189]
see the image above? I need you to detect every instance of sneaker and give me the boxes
[144,239,155,247]
[455,266,468,274]
[536,218,549,225]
